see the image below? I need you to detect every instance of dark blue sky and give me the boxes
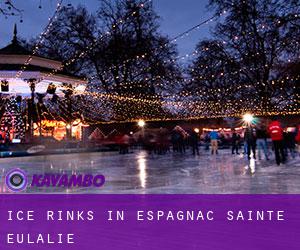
[0,0,214,56]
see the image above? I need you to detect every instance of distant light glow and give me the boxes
[243,113,254,123]
[194,128,200,133]
[75,84,86,93]
[138,120,145,127]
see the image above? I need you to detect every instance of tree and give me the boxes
[186,40,242,117]
[33,5,96,75]
[0,0,22,18]
[187,0,300,116]
[93,0,181,95]
[35,0,182,121]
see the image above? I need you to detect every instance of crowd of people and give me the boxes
[1,116,299,167]
[236,119,299,165]
[241,120,297,165]
[117,118,300,166]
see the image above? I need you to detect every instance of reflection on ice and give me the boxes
[137,151,147,188]
[249,158,256,174]
[0,150,299,194]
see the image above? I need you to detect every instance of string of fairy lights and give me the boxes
[1,1,299,125]
[90,11,225,79]
[86,9,300,86]
[15,0,64,78]
[86,64,299,93]
[35,68,296,124]
[54,85,298,124]
[40,0,154,83]
[10,0,154,124]
[11,0,153,85]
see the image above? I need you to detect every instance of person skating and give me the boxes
[231,129,240,154]
[268,119,286,165]
[204,133,210,151]
[190,130,200,156]
[244,124,257,160]
[284,128,296,159]
[256,125,269,160]
[209,129,219,155]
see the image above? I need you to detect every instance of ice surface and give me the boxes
[0,150,299,194]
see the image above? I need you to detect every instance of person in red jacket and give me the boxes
[0,130,7,143]
[268,119,286,165]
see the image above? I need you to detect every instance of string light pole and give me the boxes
[27,78,38,140]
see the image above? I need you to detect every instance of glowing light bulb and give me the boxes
[138,120,145,127]
[243,114,254,123]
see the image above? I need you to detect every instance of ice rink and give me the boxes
[0,150,299,194]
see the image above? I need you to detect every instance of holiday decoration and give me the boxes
[0,98,25,141]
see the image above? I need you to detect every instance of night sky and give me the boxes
[0,0,214,56]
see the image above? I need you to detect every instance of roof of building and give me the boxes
[0,25,87,83]
[0,24,31,55]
